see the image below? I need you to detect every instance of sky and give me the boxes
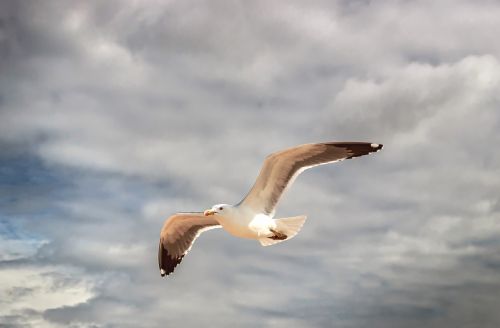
[1,0,500,327]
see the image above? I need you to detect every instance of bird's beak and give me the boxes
[204,209,216,216]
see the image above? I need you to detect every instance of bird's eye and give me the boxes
[219,207,223,211]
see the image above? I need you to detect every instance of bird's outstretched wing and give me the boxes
[158,212,221,276]
[238,142,383,214]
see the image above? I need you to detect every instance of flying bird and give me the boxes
[158,141,383,276]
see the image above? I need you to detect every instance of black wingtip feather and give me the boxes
[158,241,184,277]
[331,142,383,159]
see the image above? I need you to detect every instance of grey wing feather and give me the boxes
[158,212,220,277]
[238,142,383,214]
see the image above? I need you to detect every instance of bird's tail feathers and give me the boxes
[259,215,307,246]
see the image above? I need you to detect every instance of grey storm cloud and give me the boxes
[1,0,500,327]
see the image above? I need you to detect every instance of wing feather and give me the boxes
[239,142,383,214]
[158,212,220,277]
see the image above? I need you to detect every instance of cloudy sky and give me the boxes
[1,0,500,327]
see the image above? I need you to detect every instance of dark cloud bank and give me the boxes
[1,1,500,327]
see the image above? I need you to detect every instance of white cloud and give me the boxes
[0,266,95,327]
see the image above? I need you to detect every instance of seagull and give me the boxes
[158,141,383,276]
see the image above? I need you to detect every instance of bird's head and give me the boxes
[204,204,233,217]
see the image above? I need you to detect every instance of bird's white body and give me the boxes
[211,204,276,239]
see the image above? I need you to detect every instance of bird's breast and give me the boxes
[217,211,273,239]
